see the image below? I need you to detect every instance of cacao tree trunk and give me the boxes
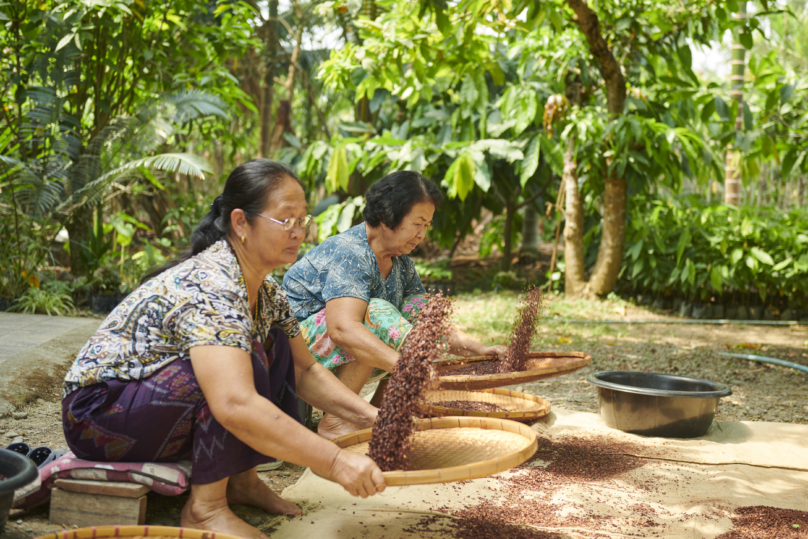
[66,207,91,276]
[562,0,628,297]
[519,204,541,263]
[501,200,516,271]
[269,2,303,152]
[562,136,586,298]
[259,0,279,157]
[584,172,627,295]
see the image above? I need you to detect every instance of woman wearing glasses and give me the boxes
[282,171,506,440]
[62,160,384,539]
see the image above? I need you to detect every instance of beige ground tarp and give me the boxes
[269,408,808,538]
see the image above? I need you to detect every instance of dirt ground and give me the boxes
[1,309,806,537]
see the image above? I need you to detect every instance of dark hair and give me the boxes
[142,159,300,282]
[363,171,443,230]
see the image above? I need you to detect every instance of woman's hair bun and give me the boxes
[210,194,224,216]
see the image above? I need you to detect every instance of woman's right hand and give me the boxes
[327,449,386,498]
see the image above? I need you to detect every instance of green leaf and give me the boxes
[336,204,356,233]
[677,46,692,70]
[710,266,723,292]
[513,90,538,136]
[546,4,564,32]
[56,33,74,51]
[676,228,691,264]
[460,73,479,108]
[782,149,798,178]
[631,258,644,279]
[142,168,165,191]
[485,62,505,86]
[470,151,491,191]
[453,152,476,201]
[740,218,753,237]
[714,97,729,121]
[772,257,792,271]
[472,139,524,162]
[780,84,794,105]
[750,246,774,265]
[627,239,644,261]
[731,248,743,265]
[742,102,753,131]
[739,28,753,50]
[326,146,349,193]
[520,136,540,187]
[700,100,716,122]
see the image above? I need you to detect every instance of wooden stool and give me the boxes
[49,479,149,527]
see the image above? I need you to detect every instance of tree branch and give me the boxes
[564,0,626,116]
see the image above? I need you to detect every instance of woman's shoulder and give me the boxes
[147,240,244,299]
[309,224,371,262]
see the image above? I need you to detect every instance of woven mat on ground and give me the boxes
[272,408,808,539]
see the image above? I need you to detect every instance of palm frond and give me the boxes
[73,152,212,208]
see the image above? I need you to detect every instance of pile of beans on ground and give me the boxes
[716,506,808,538]
[368,293,453,472]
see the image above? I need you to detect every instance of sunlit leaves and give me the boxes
[326,145,350,193]
[520,136,541,187]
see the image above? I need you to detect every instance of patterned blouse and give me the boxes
[63,240,300,396]
[282,223,425,321]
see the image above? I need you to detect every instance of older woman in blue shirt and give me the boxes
[283,171,506,439]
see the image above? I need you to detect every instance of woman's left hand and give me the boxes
[480,344,508,360]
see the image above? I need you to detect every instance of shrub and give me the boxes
[11,287,75,316]
[620,195,808,309]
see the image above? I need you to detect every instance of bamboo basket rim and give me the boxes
[321,416,537,486]
[419,388,551,421]
[436,351,591,385]
[35,525,245,539]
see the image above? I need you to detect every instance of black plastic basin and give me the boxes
[586,371,732,438]
[0,448,38,530]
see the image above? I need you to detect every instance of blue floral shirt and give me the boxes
[282,223,425,321]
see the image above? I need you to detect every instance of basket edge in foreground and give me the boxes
[35,525,245,539]
[325,417,538,486]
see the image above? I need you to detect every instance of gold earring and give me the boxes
[241,236,245,244]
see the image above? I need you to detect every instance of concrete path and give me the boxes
[0,312,100,395]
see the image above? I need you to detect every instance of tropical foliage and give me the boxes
[2,0,808,314]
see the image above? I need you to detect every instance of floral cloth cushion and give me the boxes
[13,452,191,509]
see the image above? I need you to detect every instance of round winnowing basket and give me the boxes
[420,388,551,422]
[436,351,592,390]
[35,526,243,539]
[322,416,537,486]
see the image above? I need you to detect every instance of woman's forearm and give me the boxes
[331,320,399,372]
[223,393,341,474]
[297,362,378,428]
[191,346,342,475]
[446,325,490,356]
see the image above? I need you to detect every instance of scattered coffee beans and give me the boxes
[501,285,544,373]
[368,293,453,471]
[716,506,808,538]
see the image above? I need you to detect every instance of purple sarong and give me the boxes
[62,327,301,485]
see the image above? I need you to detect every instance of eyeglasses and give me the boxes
[253,213,313,231]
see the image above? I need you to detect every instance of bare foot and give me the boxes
[317,413,362,441]
[227,469,302,516]
[181,496,269,539]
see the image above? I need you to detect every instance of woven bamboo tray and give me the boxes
[35,526,243,539]
[321,416,537,486]
[436,351,592,390]
[420,388,551,422]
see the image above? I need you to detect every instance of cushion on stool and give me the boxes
[12,452,191,509]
